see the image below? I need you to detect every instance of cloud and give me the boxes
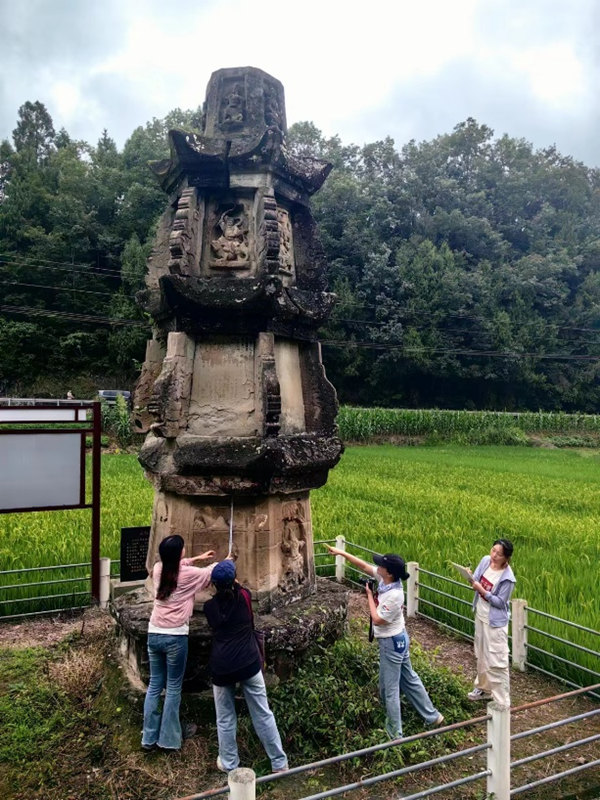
[0,0,599,165]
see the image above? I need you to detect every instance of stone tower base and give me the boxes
[112,578,349,691]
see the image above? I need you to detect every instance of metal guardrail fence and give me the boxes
[0,559,120,620]
[315,537,600,696]
[177,684,600,800]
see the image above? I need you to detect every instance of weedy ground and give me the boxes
[0,602,598,800]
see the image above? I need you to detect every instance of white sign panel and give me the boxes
[0,408,87,422]
[0,433,82,511]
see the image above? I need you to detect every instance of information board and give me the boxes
[120,526,151,582]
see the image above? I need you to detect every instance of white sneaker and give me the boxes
[216,755,228,772]
[432,713,445,727]
[467,688,492,701]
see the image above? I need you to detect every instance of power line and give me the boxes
[332,311,600,335]
[0,255,124,279]
[320,339,600,361]
[0,304,148,327]
[1,279,138,300]
[0,250,123,274]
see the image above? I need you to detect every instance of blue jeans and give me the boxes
[378,631,440,739]
[142,633,188,749]
[213,670,288,771]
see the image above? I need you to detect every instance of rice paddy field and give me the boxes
[1,445,598,684]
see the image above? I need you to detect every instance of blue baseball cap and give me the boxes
[212,560,236,583]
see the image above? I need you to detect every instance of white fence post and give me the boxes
[511,598,528,672]
[406,561,419,617]
[228,767,256,800]
[335,535,346,583]
[99,557,111,609]
[487,702,510,800]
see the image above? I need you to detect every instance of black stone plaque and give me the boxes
[120,526,150,582]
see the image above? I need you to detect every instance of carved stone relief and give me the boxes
[219,80,246,131]
[192,505,234,558]
[258,192,279,275]
[277,207,294,277]
[264,85,283,129]
[168,187,202,276]
[280,500,308,592]
[209,202,251,269]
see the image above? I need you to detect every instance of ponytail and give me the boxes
[156,535,184,601]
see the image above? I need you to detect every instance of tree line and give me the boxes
[1,102,600,410]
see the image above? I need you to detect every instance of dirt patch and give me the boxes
[0,607,112,649]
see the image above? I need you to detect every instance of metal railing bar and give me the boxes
[389,772,490,800]
[177,716,491,799]
[417,583,473,607]
[0,562,92,576]
[525,625,600,659]
[511,708,600,741]
[418,599,473,623]
[525,662,600,700]
[0,591,89,606]
[510,757,600,795]
[342,542,380,557]
[346,565,365,575]
[285,745,490,800]
[512,683,600,712]
[0,575,91,591]
[511,732,600,768]
[527,607,600,637]
[0,604,90,622]
[417,568,471,591]
[525,644,600,678]
[416,611,474,641]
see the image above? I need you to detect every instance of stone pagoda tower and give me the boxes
[133,67,343,613]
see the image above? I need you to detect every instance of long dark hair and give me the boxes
[156,535,184,601]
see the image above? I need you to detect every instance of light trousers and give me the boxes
[473,616,510,706]
[213,669,288,771]
[378,631,440,739]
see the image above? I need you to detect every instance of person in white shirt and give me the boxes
[466,538,516,706]
[325,545,443,739]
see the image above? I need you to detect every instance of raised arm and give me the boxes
[188,550,216,564]
[324,544,375,575]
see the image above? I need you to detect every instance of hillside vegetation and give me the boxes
[2,105,600,410]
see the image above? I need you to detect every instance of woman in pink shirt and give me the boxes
[142,534,216,751]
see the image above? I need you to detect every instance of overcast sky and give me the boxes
[1,0,599,165]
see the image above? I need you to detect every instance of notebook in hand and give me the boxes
[450,562,474,584]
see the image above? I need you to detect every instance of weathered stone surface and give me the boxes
[132,66,342,612]
[113,578,349,689]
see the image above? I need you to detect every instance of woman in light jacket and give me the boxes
[467,538,516,706]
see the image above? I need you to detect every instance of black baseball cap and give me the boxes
[373,553,410,581]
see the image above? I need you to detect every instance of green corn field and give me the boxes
[337,406,600,442]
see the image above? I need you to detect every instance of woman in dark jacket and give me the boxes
[203,560,288,774]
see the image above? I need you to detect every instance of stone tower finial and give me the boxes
[203,66,287,137]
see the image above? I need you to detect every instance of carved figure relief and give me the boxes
[280,500,307,590]
[192,506,233,558]
[210,203,250,268]
[264,86,282,129]
[277,208,294,274]
[220,82,246,130]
